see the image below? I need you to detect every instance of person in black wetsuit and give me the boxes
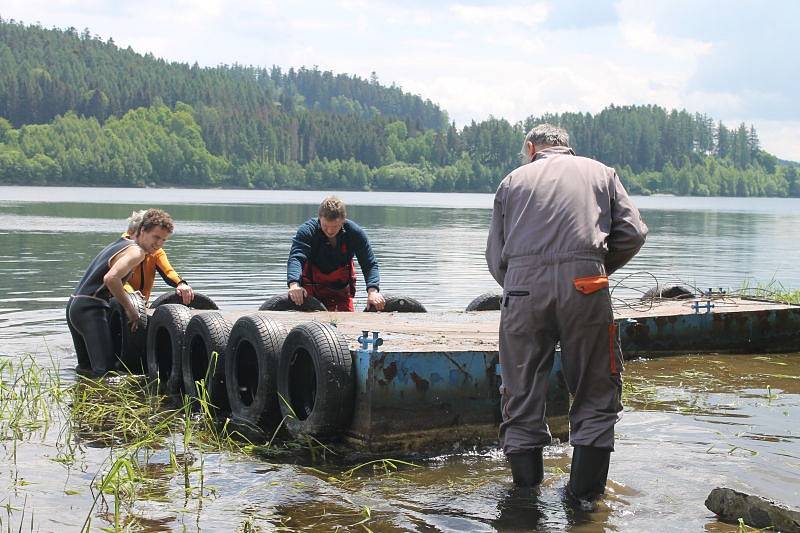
[66,208,175,376]
[287,196,385,312]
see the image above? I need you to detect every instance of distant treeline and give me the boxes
[1,19,798,196]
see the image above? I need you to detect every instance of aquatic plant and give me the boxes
[736,278,800,303]
[0,353,251,530]
[621,375,658,406]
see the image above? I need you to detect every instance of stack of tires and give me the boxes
[120,291,429,444]
[133,293,357,443]
[106,290,222,398]
[108,290,218,375]
[224,316,354,442]
[142,293,226,405]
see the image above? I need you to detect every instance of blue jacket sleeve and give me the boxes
[287,221,315,286]
[347,221,380,290]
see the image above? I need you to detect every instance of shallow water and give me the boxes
[1,187,799,531]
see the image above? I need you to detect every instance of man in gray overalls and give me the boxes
[485,124,648,509]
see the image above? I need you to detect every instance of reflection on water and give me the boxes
[0,188,799,531]
[619,353,800,514]
[2,190,800,356]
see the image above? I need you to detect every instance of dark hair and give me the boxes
[139,208,174,234]
[318,196,346,219]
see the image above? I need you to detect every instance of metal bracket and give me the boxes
[358,330,383,352]
[692,300,715,314]
[703,287,726,298]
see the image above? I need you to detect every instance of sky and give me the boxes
[3,0,800,161]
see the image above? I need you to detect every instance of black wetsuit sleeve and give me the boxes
[287,221,314,286]
[156,266,183,287]
[348,222,380,291]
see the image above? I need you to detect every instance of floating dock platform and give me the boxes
[139,296,800,454]
[227,297,800,452]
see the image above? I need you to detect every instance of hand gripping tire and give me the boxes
[146,303,192,394]
[277,321,354,440]
[225,313,288,437]
[150,291,219,310]
[182,312,232,414]
[364,294,427,313]
[258,294,327,312]
[109,292,148,373]
[465,292,503,311]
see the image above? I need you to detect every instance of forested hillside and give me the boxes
[1,19,798,196]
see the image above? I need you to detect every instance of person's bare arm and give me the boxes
[104,246,146,330]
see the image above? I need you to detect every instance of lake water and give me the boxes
[0,186,798,531]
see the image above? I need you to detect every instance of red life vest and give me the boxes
[301,239,357,312]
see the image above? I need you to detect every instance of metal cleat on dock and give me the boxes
[358,330,383,352]
[692,300,715,314]
[703,287,727,298]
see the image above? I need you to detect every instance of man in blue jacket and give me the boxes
[287,196,385,311]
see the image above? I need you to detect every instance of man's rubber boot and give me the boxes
[507,448,544,488]
[567,445,611,511]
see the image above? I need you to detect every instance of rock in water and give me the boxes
[705,487,800,532]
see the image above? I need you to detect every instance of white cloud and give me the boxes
[619,19,712,60]
[449,2,548,28]
[384,7,433,27]
[743,120,800,162]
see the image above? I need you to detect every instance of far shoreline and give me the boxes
[2,185,800,214]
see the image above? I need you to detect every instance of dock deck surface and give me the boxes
[223,297,799,353]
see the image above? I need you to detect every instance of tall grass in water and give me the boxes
[0,354,66,532]
[0,352,247,531]
[736,278,800,304]
[1,350,400,531]
[70,367,249,531]
[0,354,68,478]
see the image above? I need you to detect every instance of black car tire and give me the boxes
[465,292,503,312]
[150,291,219,310]
[146,303,192,394]
[364,294,427,313]
[225,313,288,436]
[258,294,327,312]
[109,292,148,373]
[182,312,232,414]
[277,321,354,440]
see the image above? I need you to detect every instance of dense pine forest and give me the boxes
[1,19,798,196]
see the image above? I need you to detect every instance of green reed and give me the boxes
[0,351,413,532]
[0,352,250,531]
[735,278,800,304]
[0,354,65,441]
[71,370,251,530]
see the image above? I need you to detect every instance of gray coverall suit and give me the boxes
[485,146,648,455]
